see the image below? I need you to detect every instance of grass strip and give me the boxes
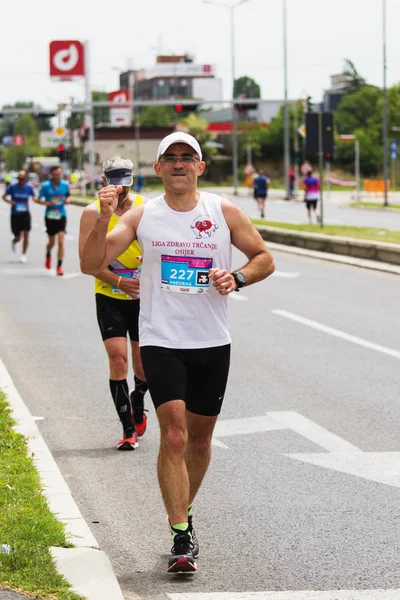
[0,391,83,600]
[349,201,400,210]
[252,219,400,245]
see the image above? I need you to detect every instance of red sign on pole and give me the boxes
[108,90,132,127]
[13,135,25,146]
[49,40,85,81]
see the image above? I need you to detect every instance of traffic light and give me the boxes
[306,96,313,112]
[236,100,258,111]
[57,144,66,162]
[294,150,302,164]
[322,112,334,160]
[305,112,334,159]
[173,103,200,115]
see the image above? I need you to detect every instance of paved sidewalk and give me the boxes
[0,590,38,599]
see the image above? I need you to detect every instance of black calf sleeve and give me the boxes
[109,379,134,435]
[134,375,148,395]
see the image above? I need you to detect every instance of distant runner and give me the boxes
[2,170,37,263]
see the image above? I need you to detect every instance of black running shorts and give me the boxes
[45,216,67,236]
[95,293,140,342]
[140,344,231,416]
[305,199,318,210]
[11,213,31,235]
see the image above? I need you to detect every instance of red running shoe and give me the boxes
[130,391,147,437]
[117,431,138,451]
[45,256,52,269]
[56,266,64,276]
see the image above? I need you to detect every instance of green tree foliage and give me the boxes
[335,85,381,134]
[179,113,217,165]
[234,76,261,99]
[139,105,176,126]
[342,59,366,94]
[2,112,51,171]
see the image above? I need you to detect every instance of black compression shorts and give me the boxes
[45,216,67,236]
[140,344,231,416]
[95,293,140,342]
[11,213,31,235]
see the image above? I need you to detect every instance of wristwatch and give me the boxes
[232,271,246,291]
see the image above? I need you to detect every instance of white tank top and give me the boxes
[136,191,232,349]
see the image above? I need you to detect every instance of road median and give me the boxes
[254,223,400,267]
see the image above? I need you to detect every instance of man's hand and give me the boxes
[119,277,140,299]
[98,175,121,218]
[209,268,236,295]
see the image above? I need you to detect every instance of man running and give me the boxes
[303,169,321,223]
[79,157,148,450]
[36,165,71,276]
[253,169,270,218]
[81,132,275,573]
[2,170,37,263]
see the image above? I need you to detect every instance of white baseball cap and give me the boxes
[156,132,202,161]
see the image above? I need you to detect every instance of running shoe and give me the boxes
[168,532,196,573]
[45,256,52,269]
[19,255,27,264]
[56,266,64,276]
[188,515,199,558]
[130,391,147,437]
[117,430,138,451]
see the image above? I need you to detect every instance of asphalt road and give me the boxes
[0,199,399,600]
[222,188,400,231]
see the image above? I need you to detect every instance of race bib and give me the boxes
[15,203,28,213]
[47,208,62,220]
[112,268,140,298]
[161,255,212,294]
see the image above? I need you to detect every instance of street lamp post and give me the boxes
[203,0,251,196]
[382,0,389,206]
[283,0,291,200]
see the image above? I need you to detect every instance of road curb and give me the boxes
[0,360,124,600]
[265,241,400,275]
[257,225,400,268]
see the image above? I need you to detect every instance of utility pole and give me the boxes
[283,0,290,200]
[382,0,389,206]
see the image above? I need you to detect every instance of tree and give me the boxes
[179,113,217,166]
[2,113,51,171]
[233,76,261,99]
[139,105,176,127]
[335,85,381,135]
[92,91,110,126]
[342,59,366,94]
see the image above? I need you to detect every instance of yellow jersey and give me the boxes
[94,195,144,300]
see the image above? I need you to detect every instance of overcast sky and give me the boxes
[1,0,399,110]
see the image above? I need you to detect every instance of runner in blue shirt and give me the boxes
[253,169,270,218]
[2,170,37,263]
[37,165,71,276]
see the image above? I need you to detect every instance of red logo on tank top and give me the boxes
[190,215,219,239]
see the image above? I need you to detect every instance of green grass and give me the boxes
[252,219,400,245]
[0,392,83,600]
[350,201,400,210]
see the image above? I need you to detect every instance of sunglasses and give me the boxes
[160,154,200,164]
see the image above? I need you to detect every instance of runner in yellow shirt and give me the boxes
[79,157,148,450]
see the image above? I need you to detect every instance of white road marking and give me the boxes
[271,270,300,278]
[272,310,400,360]
[213,411,400,489]
[1,267,81,279]
[229,293,248,301]
[168,590,400,599]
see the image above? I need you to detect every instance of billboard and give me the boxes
[108,90,132,127]
[49,40,85,81]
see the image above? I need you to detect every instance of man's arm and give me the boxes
[209,199,275,295]
[80,184,143,274]
[78,204,140,297]
[2,190,14,205]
